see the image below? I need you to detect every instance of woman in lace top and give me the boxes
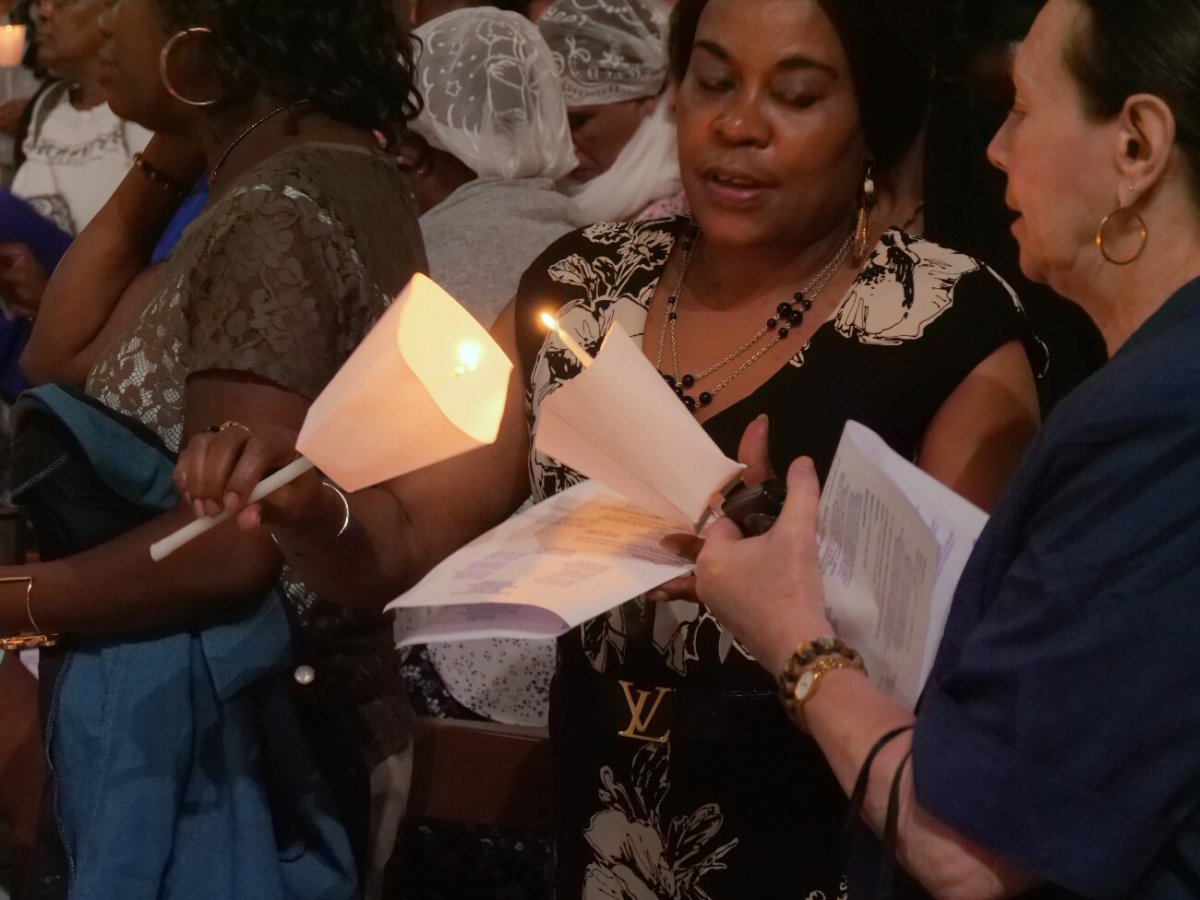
[7,0,424,895]
[538,0,686,223]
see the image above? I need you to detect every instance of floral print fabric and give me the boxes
[511,217,1035,897]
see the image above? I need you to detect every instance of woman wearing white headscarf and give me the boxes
[411,7,584,327]
[394,10,582,895]
[538,0,685,222]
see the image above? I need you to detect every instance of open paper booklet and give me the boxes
[386,479,693,643]
[388,418,987,708]
[818,421,987,708]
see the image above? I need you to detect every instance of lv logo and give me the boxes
[617,681,675,743]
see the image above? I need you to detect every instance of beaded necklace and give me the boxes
[655,221,854,412]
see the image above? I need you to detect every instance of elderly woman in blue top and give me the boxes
[690,0,1200,897]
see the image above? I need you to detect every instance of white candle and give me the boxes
[0,25,26,69]
[540,312,594,368]
[150,456,316,561]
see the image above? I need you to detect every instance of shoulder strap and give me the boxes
[13,78,61,167]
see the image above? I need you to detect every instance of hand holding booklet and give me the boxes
[388,324,987,707]
[387,322,742,643]
[817,422,987,708]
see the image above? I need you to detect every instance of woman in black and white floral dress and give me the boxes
[512,212,1038,897]
[179,0,1041,895]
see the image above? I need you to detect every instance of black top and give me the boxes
[514,217,1037,897]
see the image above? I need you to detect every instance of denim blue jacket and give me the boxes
[13,385,359,900]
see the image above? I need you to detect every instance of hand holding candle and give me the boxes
[151,274,514,560]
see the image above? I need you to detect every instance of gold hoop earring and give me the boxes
[853,161,876,262]
[1095,207,1149,266]
[159,27,221,108]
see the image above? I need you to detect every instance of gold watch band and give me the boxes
[779,637,866,733]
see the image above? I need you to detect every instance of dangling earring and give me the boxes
[159,27,221,108]
[1095,204,1149,266]
[853,161,876,263]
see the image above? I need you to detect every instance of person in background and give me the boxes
[409,6,582,326]
[9,0,148,235]
[538,0,684,222]
[0,0,151,319]
[690,0,1200,896]
[9,0,426,895]
[0,0,39,181]
[392,10,582,895]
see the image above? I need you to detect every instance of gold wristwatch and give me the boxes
[779,635,866,733]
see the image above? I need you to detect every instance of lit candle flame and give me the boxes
[540,311,594,368]
[453,341,484,377]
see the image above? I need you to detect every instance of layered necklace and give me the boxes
[655,221,854,412]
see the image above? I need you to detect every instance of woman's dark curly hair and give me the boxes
[158,0,421,139]
[668,0,935,173]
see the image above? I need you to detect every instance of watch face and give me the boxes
[794,670,816,701]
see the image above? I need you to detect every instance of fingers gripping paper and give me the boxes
[534,323,743,528]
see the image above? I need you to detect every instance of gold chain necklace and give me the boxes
[207,100,312,189]
[654,221,853,412]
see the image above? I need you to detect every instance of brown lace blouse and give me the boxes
[86,142,426,768]
[88,142,425,451]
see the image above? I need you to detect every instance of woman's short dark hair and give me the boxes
[668,0,935,172]
[159,0,421,138]
[1066,0,1200,203]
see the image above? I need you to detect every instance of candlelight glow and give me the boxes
[454,341,484,376]
[0,25,26,68]
[540,310,594,368]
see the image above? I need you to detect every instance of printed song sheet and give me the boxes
[818,422,988,709]
[386,480,692,645]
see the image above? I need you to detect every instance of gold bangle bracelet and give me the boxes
[0,575,59,651]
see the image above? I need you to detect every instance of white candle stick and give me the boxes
[540,312,593,368]
[150,456,316,561]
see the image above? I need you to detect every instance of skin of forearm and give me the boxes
[0,501,281,635]
[805,672,1033,899]
[273,464,530,615]
[22,168,190,386]
[267,334,534,613]
[268,484,422,615]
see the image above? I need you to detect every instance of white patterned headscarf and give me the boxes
[412,8,578,181]
[537,0,671,107]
